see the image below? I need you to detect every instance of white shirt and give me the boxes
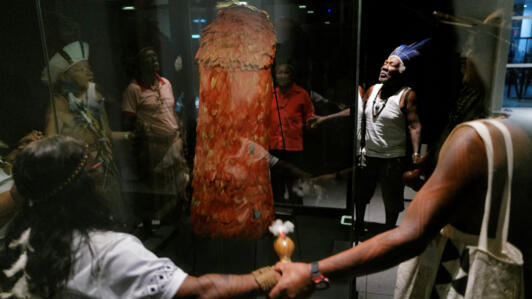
[62,231,187,298]
[364,84,407,158]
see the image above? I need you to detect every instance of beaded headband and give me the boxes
[29,144,89,202]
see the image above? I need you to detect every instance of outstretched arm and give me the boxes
[175,274,261,298]
[274,159,312,179]
[306,109,351,129]
[307,86,366,129]
[270,125,486,298]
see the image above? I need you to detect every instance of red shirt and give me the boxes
[269,83,314,151]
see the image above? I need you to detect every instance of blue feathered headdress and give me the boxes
[389,38,431,65]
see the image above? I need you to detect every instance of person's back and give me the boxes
[268,114,532,299]
[398,115,532,297]
[437,116,531,254]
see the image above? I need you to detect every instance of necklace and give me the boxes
[372,90,389,117]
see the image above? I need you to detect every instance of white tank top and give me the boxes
[363,84,407,158]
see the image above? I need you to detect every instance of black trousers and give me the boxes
[269,150,302,202]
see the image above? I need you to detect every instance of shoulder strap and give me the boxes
[486,119,513,250]
[463,119,514,256]
[462,121,494,252]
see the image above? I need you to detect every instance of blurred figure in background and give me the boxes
[122,46,189,229]
[269,63,315,204]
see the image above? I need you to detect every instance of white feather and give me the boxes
[0,274,33,299]
[10,274,31,298]
[3,252,27,278]
[8,228,32,251]
[268,219,294,236]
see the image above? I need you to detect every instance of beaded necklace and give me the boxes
[372,90,389,118]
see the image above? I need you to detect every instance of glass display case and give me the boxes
[1,0,529,298]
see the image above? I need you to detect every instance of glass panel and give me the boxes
[2,1,526,297]
[503,0,532,107]
[1,0,514,236]
[184,1,358,210]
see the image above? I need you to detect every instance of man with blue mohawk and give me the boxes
[353,39,428,231]
[307,39,428,231]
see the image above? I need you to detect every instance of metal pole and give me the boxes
[35,0,59,134]
[273,87,287,150]
[349,0,363,298]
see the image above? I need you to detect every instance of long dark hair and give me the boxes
[1,135,116,297]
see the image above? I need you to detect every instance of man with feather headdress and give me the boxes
[353,40,427,231]
[307,40,428,231]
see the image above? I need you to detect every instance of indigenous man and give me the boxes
[311,41,426,230]
[43,40,131,225]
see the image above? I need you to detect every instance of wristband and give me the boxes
[124,132,130,140]
[252,266,278,291]
[310,262,329,290]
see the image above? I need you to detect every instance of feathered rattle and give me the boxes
[269,219,295,262]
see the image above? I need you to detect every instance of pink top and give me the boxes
[122,74,179,136]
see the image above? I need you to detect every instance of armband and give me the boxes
[252,266,278,291]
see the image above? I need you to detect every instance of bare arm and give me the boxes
[175,274,261,298]
[0,190,16,226]
[274,159,311,179]
[0,185,24,227]
[307,86,366,129]
[270,126,486,298]
[404,90,421,162]
[307,109,350,129]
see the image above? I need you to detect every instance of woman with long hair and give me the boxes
[0,135,277,298]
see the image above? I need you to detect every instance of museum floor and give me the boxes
[143,185,414,298]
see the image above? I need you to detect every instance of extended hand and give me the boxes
[310,173,336,184]
[306,115,324,129]
[269,262,313,299]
